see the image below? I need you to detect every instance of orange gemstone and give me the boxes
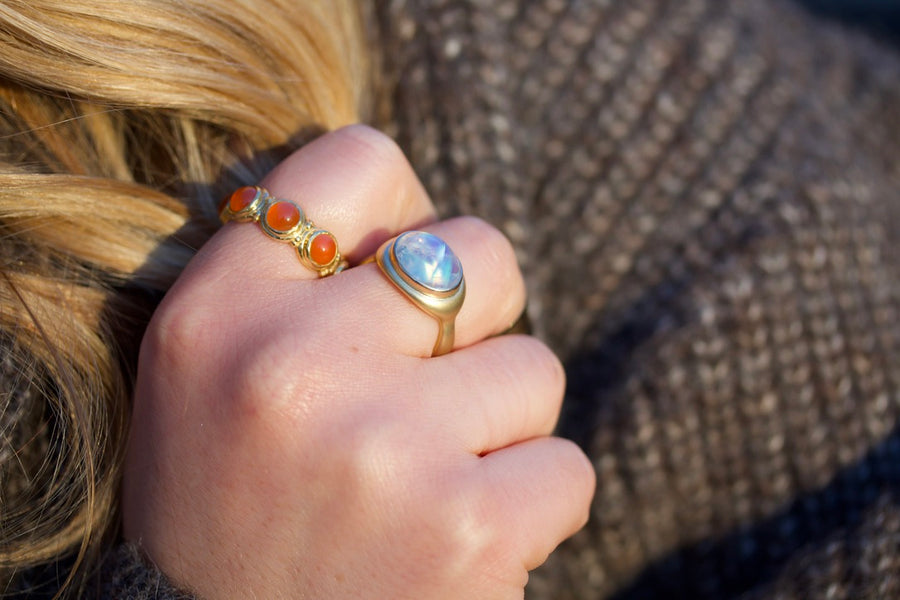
[228,186,257,213]
[310,232,337,266]
[265,201,301,232]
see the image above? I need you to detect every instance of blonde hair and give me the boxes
[0,0,371,595]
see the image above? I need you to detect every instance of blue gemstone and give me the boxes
[394,231,463,292]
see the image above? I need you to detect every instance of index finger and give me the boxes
[201,125,437,284]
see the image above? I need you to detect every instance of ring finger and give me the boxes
[195,124,437,285]
[330,216,526,357]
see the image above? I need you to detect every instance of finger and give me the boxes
[479,437,596,571]
[334,215,527,356]
[201,124,437,284]
[420,335,565,454]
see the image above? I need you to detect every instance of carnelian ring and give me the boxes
[219,185,347,277]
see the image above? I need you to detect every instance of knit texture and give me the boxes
[83,544,192,600]
[373,0,900,598]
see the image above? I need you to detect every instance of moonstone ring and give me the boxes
[375,231,466,357]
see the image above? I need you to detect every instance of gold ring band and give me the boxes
[220,186,348,277]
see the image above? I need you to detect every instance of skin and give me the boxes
[122,125,596,599]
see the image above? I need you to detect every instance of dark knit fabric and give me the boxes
[800,0,900,43]
[83,545,191,600]
[373,0,900,598]
[743,492,900,600]
[6,0,900,598]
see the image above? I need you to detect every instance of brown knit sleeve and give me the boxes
[743,492,900,600]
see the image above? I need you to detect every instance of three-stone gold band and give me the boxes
[375,231,466,357]
[220,185,348,277]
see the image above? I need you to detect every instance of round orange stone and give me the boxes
[265,201,301,232]
[310,233,337,266]
[228,186,258,213]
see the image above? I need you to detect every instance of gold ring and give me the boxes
[375,231,465,357]
[220,186,348,277]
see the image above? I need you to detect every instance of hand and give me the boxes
[122,125,595,599]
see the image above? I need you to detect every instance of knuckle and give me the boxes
[518,336,566,394]
[332,123,409,176]
[433,477,502,563]
[229,333,304,411]
[497,337,566,429]
[337,412,417,494]
[433,481,529,591]
[460,216,518,271]
[145,287,319,419]
[453,216,526,320]
[143,291,221,371]
[551,438,597,524]
[568,439,598,506]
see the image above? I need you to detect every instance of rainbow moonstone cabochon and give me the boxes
[394,231,463,292]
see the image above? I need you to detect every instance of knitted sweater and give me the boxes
[16,0,900,597]
[377,1,900,598]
